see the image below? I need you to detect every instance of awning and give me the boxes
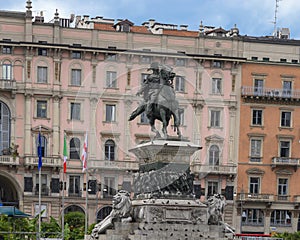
[0,206,31,218]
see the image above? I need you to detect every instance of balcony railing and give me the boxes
[191,163,237,175]
[0,155,20,165]
[88,160,139,171]
[241,86,300,100]
[272,157,300,165]
[0,79,16,90]
[24,156,62,168]
[236,193,274,202]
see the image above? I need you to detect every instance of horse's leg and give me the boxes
[149,118,161,138]
[160,108,168,138]
[173,110,182,137]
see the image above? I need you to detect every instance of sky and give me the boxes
[2,0,300,39]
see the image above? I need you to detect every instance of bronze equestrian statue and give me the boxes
[129,62,181,138]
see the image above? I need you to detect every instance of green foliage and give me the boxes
[274,231,300,239]
[64,211,85,240]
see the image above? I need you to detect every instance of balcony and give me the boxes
[191,163,237,176]
[0,79,16,91]
[271,157,300,171]
[24,156,62,168]
[0,155,20,166]
[241,86,300,103]
[235,193,274,203]
[88,160,139,171]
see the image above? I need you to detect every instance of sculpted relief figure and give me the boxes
[129,62,181,138]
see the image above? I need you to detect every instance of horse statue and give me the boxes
[129,62,181,138]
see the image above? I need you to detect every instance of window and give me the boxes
[282,81,292,97]
[252,109,262,126]
[279,141,290,157]
[106,71,117,88]
[207,181,218,197]
[175,76,185,92]
[69,138,80,159]
[278,178,288,199]
[24,177,33,192]
[37,66,48,83]
[210,110,221,127]
[249,177,260,194]
[254,79,264,96]
[0,101,10,156]
[35,174,48,195]
[70,103,81,121]
[38,48,47,56]
[37,100,47,118]
[281,111,291,127]
[209,145,219,166]
[36,134,47,157]
[103,177,116,197]
[69,175,81,196]
[250,139,262,162]
[106,53,116,61]
[51,178,60,193]
[140,112,149,124]
[243,209,264,225]
[271,210,291,226]
[212,78,222,94]
[71,51,81,59]
[176,58,185,66]
[71,69,81,86]
[141,55,151,63]
[2,46,12,54]
[105,104,116,122]
[105,140,115,161]
[213,61,222,68]
[2,63,12,80]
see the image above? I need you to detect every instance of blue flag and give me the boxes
[38,132,42,171]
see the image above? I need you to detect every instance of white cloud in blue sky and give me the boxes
[2,0,300,38]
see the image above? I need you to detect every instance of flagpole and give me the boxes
[38,126,42,240]
[62,172,65,239]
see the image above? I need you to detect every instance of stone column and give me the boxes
[52,96,61,156]
[228,106,237,164]
[89,97,98,159]
[24,93,32,155]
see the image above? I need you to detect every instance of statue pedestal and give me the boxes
[130,138,201,199]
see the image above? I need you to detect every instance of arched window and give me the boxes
[36,135,47,157]
[0,101,10,155]
[105,140,115,161]
[70,138,80,160]
[209,145,219,165]
[97,206,112,222]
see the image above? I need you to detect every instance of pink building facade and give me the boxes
[0,1,243,226]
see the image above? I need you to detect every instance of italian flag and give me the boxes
[63,134,67,173]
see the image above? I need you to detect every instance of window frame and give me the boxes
[104,140,115,161]
[106,71,117,88]
[105,104,116,122]
[37,66,48,83]
[71,68,82,86]
[175,75,185,92]
[249,137,263,162]
[36,100,48,119]
[70,102,81,121]
[280,111,292,128]
[211,77,222,94]
[251,109,263,126]
[209,109,221,128]
[249,177,260,195]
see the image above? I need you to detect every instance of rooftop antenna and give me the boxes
[272,0,282,37]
